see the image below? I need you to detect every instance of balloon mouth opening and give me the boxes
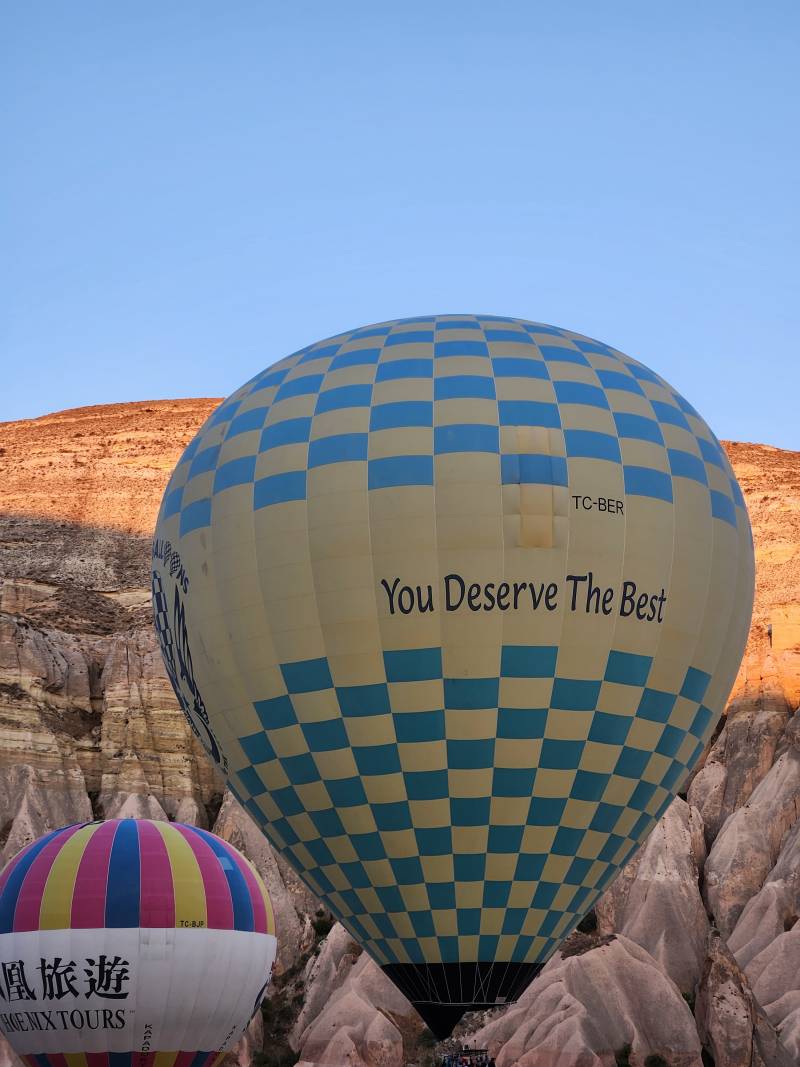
[381,961,543,1039]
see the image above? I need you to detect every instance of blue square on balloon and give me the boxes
[502,909,526,934]
[282,752,320,785]
[271,785,303,816]
[404,769,448,800]
[527,796,566,825]
[540,739,585,770]
[483,881,511,907]
[497,707,547,739]
[488,825,524,853]
[237,766,267,796]
[451,796,490,826]
[478,935,500,960]
[567,885,592,913]
[353,744,401,776]
[409,911,435,938]
[656,724,684,757]
[390,856,424,884]
[690,704,714,738]
[571,769,609,801]
[376,886,405,912]
[340,863,370,889]
[454,854,486,881]
[604,650,653,687]
[254,695,297,730]
[598,833,626,863]
[629,780,658,810]
[302,718,349,752]
[515,854,546,881]
[416,826,452,856]
[564,857,593,885]
[588,712,632,745]
[457,909,481,936]
[636,688,677,723]
[590,802,625,832]
[538,911,561,937]
[372,801,412,831]
[428,882,456,909]
[337,683,391,717]
[492,767,536,797]
[447,738,495,769]
[305,838,334,866]
[270,817,298,846]
[325,776,367,808]
[552,827,584,855]
[310,808,345,838]
[680,667,712,702]
[662,759,686,791]
[373,914,396,940]
[438,937,459,963]
[551,678,601,710]
[280,658,333,694]
[394,710,445,744]
[350,832,386,860]
[615,746,651,778]
[444,677,499,709]
[532,882,559,908]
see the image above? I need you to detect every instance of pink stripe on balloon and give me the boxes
[13,824,83,931]
[138,820,175,928]
[174,826,234,930]
[84,1053,108,1067]
[0,833,51,896]
[172,1053,198,1067]
[71,820,119,927]
[229,850,267,934]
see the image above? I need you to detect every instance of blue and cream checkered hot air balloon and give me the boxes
[152,316,754,1038]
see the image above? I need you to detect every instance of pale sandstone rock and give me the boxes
[695,930,793,1067]
[292,924,413,1067]
[688,649,792,844]
[213,791,316,975]
[0,763,92,863]
[704,747,800,936]
[595,798,708,993]
[744,926,800,1060]
[470,934,702,1067]
[728,811,800,969]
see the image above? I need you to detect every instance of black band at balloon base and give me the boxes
[381,961,543,1040]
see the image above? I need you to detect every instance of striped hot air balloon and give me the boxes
[0,819,277,1067]
[152,315,754,1038]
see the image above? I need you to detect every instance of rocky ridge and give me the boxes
[0,403,798,1067]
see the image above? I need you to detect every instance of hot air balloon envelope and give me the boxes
[152,316,753,1037]
[0,820,276,1065]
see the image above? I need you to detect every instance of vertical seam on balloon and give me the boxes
[429,318,454,1004]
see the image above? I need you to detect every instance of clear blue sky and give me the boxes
[3,2,798,448]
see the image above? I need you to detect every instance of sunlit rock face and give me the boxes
[0,403,798,1065]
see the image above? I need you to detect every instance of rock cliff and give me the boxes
[0,403,798,1066]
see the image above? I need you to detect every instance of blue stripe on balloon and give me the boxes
[368,456,434,489]
[189,827,254,932]
[105,819,141,927]
[0,826,74,933]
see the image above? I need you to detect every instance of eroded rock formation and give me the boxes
[0,405,798,1066]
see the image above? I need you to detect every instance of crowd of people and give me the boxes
[439,1051,495,1067]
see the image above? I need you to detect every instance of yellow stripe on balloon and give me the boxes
[39,822,103,930]
[63,1052,87,1067]
[154,822,207,928]
[153,1050,178,1067]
